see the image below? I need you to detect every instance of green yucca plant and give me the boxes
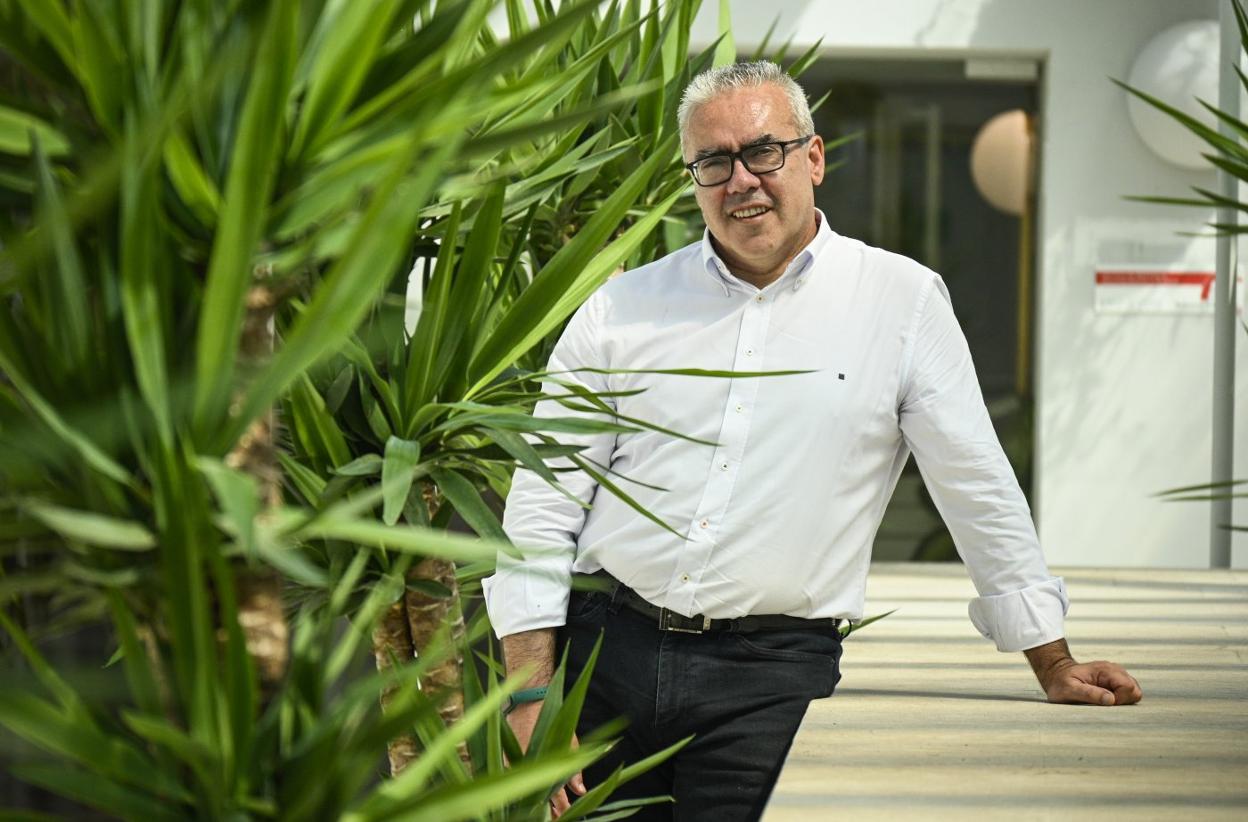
[0,0,684,816]
[1116,0,1248,528]
[0,550,621,820]
[278,0,718,780]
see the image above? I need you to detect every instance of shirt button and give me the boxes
[745,348,754,357]
[681,574,690,583]
[699,519,709,529]
[755,294,765,303]
[735,404,743,413]
[794,279,804,291]
[720,462,729,471]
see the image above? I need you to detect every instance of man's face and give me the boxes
[683,84,825,270]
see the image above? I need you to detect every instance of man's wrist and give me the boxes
[1023,637,1075,688]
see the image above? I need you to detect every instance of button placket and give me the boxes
[673,292,773,615]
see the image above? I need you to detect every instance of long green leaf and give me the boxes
[23,500,156,550]
[0,346,131,486]
[121,711,218,795]
[192,0,298,436]
[1113,79,1247,162]
[404,200,463,418]
[289,373,353,469]
[0,105,70,156]
[326,563,410,681]
[162,129,220,225]
[32,134,89,374]
[331,0,602,159]
[197,457,260,555]
[382,436,422,526]
[468,142,684,395]
[713,0,734,67]
[120,111,172,443]
[350,747,607,822]
[430,466,507,540]
[432,184,506,400]
[72,0,125,134]
[349,671,535,816]
[0,690,186,803]
[484,427,586,508]
[570,453,682,538]
[106,590,163,717]
[294,516,504,563]
[226,128,466,452]
[11,0,76,76]
[0,609,86,710]
[287,0,407,161]
[8,763,183,822]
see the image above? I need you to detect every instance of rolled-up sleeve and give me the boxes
[481,292,618,639]
[898,275,1069,652]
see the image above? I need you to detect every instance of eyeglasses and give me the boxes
[684,135,814,187]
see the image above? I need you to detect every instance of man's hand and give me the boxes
[1024,637,1142,706]
[501,629,587,818]
[505,701,587,819]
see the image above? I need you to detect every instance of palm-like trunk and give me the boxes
[405,555,468,763]
[228,278,290,699]
[373,486,470,775]
[372,598,420,774]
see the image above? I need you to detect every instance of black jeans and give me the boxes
[558,587,843,822]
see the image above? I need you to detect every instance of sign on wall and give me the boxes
[1093,265,1242,314]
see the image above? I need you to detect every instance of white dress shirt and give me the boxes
[482,212,1068,652]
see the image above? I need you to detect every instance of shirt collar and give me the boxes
[700,209,833,296]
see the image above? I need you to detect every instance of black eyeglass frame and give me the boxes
[684,135,815,187]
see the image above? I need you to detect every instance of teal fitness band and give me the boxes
[502,686,548,715]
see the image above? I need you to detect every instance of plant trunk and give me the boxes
[227,276,290,700]
[372,598,419,775]
[372,486,471,776]
[406,487,470,770]
[405,554,469,770]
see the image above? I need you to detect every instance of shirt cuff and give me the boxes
[481,566,572,640]
[967,576,1068,652]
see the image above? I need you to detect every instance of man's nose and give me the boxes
[724,157,761,194]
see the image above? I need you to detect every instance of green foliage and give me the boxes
[0,0,708,815]
[279,0,728,602]
[1,569,638,820]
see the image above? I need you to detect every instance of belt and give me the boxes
[573,570,841,635]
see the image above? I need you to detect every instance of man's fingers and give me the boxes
[551,787,572,818]
[1090,662,1144,705]
[569,732,587,794]
[1098,669,1143,705]
[1053,678,1115,705]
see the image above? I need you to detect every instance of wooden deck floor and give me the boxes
[763,563,1248,821]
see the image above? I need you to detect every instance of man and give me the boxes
[482,61,1142,821]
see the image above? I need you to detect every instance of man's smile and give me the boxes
[730,204,772,221]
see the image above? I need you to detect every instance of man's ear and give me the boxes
[808,135,826,186]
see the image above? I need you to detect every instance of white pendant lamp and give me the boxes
[1126,19,1220,170]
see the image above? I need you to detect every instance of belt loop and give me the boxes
[600,570,624,614]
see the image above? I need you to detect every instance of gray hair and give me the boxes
[677,61,815,147]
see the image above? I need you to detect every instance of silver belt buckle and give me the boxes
[659,608,712,634]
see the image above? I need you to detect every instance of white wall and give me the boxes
[690,0,1248,568]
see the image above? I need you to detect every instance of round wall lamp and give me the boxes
[970,109,1033,216]
[1125,19,1219,170]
